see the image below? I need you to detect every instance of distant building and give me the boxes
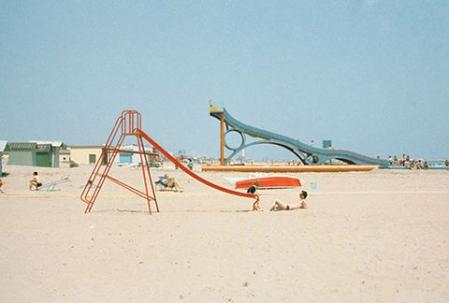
[117,145,162,165]
[68,145,162,166]
[322,140,332,149]
[59,149,71,166]
[30,141,65,167]
[69,145,107,165]
[0,140,7,176]
[118,147,133,164]
[6,141,64,168]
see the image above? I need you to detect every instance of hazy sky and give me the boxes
[1,1,448,160]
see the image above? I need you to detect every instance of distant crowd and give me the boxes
[388,154,430,169]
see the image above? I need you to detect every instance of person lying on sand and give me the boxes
[247,186,261,211]
[270,190,308,211]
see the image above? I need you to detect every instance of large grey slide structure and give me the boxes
[210,106,389,168]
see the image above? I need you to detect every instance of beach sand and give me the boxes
[1,165,449,302]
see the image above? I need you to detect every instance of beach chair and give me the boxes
[41,176,71,192]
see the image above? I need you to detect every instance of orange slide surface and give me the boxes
[135,129,256,200]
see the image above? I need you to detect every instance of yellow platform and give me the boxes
[201,165,378,173]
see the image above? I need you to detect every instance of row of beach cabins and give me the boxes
[0,140,162,176]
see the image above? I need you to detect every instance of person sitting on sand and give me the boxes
[156,174,182,192]
[187,158,194,170]
[270,190,308,211]
[247,186,261,211]
[0,178,4,193]
[29,171,43,191]
[165,176,182,192]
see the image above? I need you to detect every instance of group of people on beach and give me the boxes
[153,175,309,212]
[388,154,429,169]
[248,185,308,212]
[2,170,308,213]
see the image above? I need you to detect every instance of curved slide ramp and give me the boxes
[135,129,257,200]
[210,106,389,168]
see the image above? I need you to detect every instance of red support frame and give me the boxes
[80,110,159,214]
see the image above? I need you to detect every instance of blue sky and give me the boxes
[1,1,448,160]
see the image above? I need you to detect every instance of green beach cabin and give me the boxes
[6,141,64,168]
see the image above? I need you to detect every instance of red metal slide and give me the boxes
[135,128,257,200]
[81,110,257,215]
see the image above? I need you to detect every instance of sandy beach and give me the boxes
[1,164,449,302]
